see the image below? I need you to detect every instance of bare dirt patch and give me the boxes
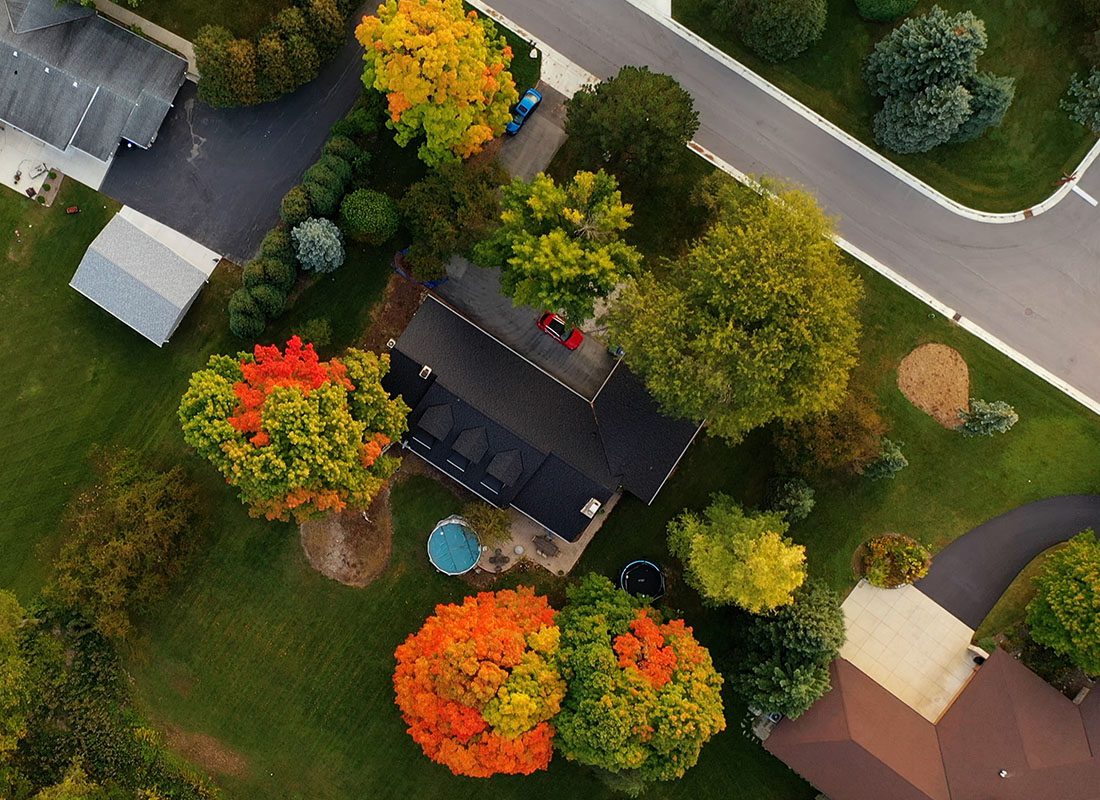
[299,489,393,587]
[897,343,969,428]
[164,726,249,779]
[358,273,425,354]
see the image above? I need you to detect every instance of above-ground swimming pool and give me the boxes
[619,560,666,600]
[427,516,482,575]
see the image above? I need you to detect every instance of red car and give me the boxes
[536,312,584,350]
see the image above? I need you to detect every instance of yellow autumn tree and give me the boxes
[668,494,806,613]
[356,0,518,165]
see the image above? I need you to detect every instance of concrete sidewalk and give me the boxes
[93,0,198,80]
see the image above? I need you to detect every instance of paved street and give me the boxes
[484,0,1100,409]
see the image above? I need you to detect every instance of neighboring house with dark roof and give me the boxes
[70,207,220,345]
[383,296,701,541]
[0,0,185,163]
[765,651,1100,800]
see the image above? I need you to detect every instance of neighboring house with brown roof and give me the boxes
[765,650,1100,800]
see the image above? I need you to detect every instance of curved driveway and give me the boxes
[485,0,1100,406]
[914,495,1100,627]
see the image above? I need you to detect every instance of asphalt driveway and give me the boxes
[915,495,1100,628]
[101,14,370,262]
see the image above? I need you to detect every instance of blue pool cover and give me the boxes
[427,517,481,575]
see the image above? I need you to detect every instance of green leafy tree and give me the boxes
[275,7,321,81]
[952,72,1015,143]
[194,26,259,106]
[873,84,972,154]
[554,575,725,788]
[864,6,987,97]
[33,761,105,800]
[563,66,699,180]
[257,30,296,100]
[474,170,641,324]
[281,186,312,227]
[958,398,1018,436]
[303,0,344,59]
[730,580,846,718]
[339,189,400,244]
[774,390,888,475]
[292,218,345,273]
[609,174,862,442]
[1027,530,1100,676]
[461,502,512,547]
[861,533,930,587]
[178,338,408,522]
[1063,68,1100,132]
[47,449,201,639]
[400,158,508,279]
[855,0,916,22]
[718,0,826,63]
[0,591,30,759]
[863,437,908,480]
[668,494,807,612]
[323,135,361,164]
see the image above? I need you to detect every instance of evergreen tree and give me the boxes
[958,398,1018,436]
[951,72,1015,143]
[1062,68,1100,132]
[873,84,972,154]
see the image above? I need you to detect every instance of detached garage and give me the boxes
[70,206,221,345]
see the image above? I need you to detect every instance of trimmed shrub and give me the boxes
[248,284,287,317]
[873,84,972,154]
[293,317,333,348]
[228,286,262,318]
[229,309,265,339]
[331,103,382,140]
[257,29,297,100]
[861,534,931,588]
[863,437,908,480]
[243,258,296,293]
[339,189,400,244]
[195,25,260,106]
[323,135,360,163]
[1062,68,1100,132]
[958,398,1018,436]
[768,477,816,523]
[303,161,345,194]
[854,0,916,22]
[461,502,512,548]
[292,217,345,273]
[304,0,345,59]
[260,228,296,266]
[281,186,312,227]
[318,154,353,186]
[302,179,342,217]
[733,0,827,63]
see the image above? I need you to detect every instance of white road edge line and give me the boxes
[470,0,1100,418]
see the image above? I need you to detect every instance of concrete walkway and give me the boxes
[916,495,1100,628]
[93,0,198,80]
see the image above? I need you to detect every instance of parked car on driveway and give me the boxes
[536,312,584,350]
[506,88,543,135]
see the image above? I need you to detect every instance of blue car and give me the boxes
[506,88,542,135]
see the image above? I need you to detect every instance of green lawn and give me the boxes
[973,544,1064,643]
[673,0,1097,212]
[140,0,287,39]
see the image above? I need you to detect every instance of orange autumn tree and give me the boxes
[178,336,408,522]
[393,587,566,777]
[355,0,518,166]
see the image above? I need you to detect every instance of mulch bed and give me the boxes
[358,272,426,354]
[299,489,393,587]
[897,343,969,429]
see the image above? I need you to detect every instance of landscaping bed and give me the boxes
[673,0,1097,211]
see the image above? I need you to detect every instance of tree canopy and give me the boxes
[608,174,862,443]
[729,580,846,718]
[722,0,827,63]
[1027,530,1100,676]
[668,494,806,612]
[393,588,565,777]
[554,574,725,787]
[178,337,408,522]
[563,66,699,180]
[355,0,518,165]
[474,170,642,324]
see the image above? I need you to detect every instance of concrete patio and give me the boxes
[0,124,111,194]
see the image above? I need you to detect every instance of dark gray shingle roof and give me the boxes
[0,0,185,159]
[5,0,92,34]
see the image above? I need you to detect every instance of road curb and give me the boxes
[620,0,1100,224]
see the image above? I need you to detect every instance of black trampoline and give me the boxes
[619,560,666,600]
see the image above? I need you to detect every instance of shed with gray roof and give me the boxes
[1,0,185,162]
[70,207,220,345]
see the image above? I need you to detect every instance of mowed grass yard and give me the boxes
[674,0,1097,212]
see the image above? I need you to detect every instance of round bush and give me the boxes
[339,189,400,244]
[303,162,344,194]
[860,533,931,588]
[302,179,341,218]
[228,286,261,318]
[229,309,265,339]
[292,217,345,273]
[318,154,352,186]
[739,0,826,63]
[293,317,333,348]
[280,186,311,227]
[243,257,296,293]
[854,0,916,22]
[330,104,380,140]
[260,228,295,266]
[323,135,360,163]
[350,151,373,180]
[248,283,287,317]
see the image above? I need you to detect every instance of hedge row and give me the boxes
[196,0,353,107]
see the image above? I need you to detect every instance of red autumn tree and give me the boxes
[178,336,408,521]
[393,587,565,777]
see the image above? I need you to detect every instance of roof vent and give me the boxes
[43,67,49,73]
[419,365,432,379]
[581,498,602,518]
[386,338,396,349]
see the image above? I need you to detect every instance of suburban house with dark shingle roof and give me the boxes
[0,0,185,163]
[764,651,1100,800]
[383,296,702,541]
